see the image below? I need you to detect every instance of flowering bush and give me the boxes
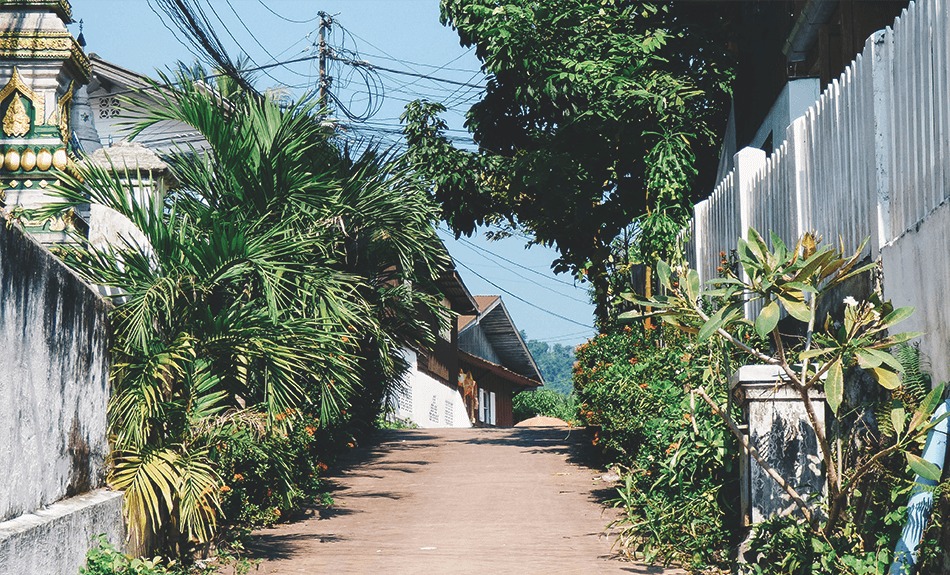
[216,412,345,529]
[573,322,762,570]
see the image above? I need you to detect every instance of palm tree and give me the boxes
[41,69,452,554]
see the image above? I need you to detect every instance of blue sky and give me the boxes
[70,0,597,347]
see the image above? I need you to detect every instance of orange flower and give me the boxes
[342,336,350,343]
[317,462,328,472]
[719,251,727,257]
[684,413,692,422]
[305,425,316,437]
[220,485,231,492]
[639,383,649,389]
[233,473,244,482]
[665,442,680,454]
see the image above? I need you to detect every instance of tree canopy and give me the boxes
[402,0,736,320]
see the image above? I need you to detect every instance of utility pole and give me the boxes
[318,11,331,109]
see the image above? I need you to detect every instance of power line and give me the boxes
[439,227,582,289]
[451,259,592,329]
[256,0,321,24]
[330,55,485,89]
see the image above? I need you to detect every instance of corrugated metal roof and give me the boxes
[458,295,543,384]
[437,270,477,315]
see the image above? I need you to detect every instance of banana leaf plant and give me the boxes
[621,228,948,535]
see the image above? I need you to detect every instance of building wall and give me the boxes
[458,323,501,365]
[395,348,471,428]
[467,370,515,428]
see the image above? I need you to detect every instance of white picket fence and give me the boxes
[690,0,950,304]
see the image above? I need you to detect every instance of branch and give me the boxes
[693,387,815,526]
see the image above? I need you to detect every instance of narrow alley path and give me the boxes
[238,425,686,574]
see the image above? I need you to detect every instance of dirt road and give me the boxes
[240,426,687,574]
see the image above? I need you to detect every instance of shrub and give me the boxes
[573,322,754,570]
[79,536,179,575]
[215,412,344,529]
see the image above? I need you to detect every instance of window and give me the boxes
[478,388,496,425]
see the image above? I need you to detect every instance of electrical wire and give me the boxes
[255,0,321,24]
[451,258,592,329]
[438,227,582,289]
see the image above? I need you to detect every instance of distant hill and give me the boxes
[522,331,577,395]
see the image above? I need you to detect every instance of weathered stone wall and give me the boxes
[0,220,112,520]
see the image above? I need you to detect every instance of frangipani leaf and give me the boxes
[880,306,915,330]
[906,452,942,482]
[908,383,946,433]
[686,269,700,302]
[855,349,883,369]
[868,366,901,390]
[755,299,780,339]
[826,359,844,414]
[861,348,903,372]
[890,402,906,436]
[656,259,672,292]
[778,293,812,323]
[698,303,740,341]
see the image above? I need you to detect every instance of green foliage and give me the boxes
[624,228,949,571]
[42,67,452,554]
[573,323,759,570]
[523,333,576,395]
[79,536,182,575]
[512,389,578,424]
[403,0,736,320]
[745,515,895,575]
[215,412,340,529]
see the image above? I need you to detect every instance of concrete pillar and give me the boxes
[730,365,826,525]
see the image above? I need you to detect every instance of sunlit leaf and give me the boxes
[686,269,700,302]
[755,299,780,339]
[890,402,906,436]
[656,259,672,292]
[908,383,947,433]
[778,293,812,323]
[906,452,942,482]
[880,306,915,330]
[868,366,901,390]
[855,349,883,369]
[826,359,844,414]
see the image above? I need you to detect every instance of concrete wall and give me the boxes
[0,220,120,573]
[0,221,112,520]
[0,489,123,575]
[881,197,950,383]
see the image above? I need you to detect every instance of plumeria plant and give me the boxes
[621,228,949,537]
